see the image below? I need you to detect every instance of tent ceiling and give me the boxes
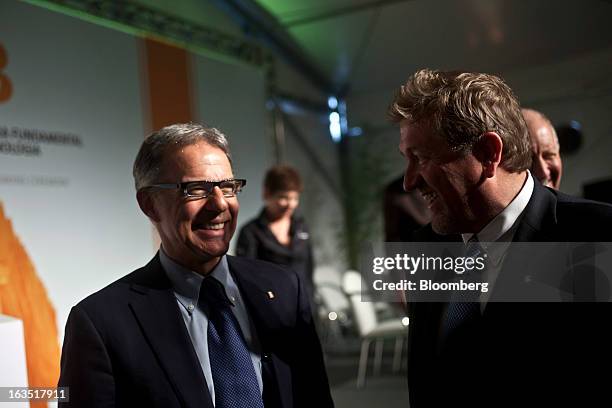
[256,0,612,94]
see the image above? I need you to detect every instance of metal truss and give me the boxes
[30,0,265,67]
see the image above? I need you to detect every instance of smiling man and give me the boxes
[58,124,333,408]
[522,108,563,189]
[388,70,612,407]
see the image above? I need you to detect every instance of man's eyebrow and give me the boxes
[402,146,425,156]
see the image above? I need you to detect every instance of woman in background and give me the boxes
[236,165,314,303]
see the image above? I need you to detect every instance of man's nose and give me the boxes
[204,187,229,211]
[403,161,421,191]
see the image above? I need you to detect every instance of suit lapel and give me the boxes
[487,180,559,306]
[227,256,293,408]
[227,257,286,330]
[128,255,213,408]
[512,180,558,243]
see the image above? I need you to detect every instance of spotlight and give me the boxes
[328,96,338,110]
[556,120,583,154]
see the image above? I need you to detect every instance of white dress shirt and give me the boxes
[461,171,535,310]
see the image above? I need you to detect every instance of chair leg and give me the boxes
[374,338,383,376]
[357,338,371,388]
[392,336,403,373]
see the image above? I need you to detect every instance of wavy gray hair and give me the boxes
[133,123,232,190]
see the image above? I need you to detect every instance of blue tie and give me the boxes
[440,237,485,342]
[200,277,264,408]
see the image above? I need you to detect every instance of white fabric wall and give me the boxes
[192,55,272,251]
[0,0,271,341]
[0,0,152,339]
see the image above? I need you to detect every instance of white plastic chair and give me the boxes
[342,270,408,387]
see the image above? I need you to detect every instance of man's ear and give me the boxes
[136,190,160,222]
[473,132,503,178]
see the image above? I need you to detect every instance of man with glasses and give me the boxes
[58,123,334,408]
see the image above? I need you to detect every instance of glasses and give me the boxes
[143,179,246,199]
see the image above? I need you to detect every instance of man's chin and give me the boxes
[201,246,229,259]
[190,240,230,259]
[431,215,460,235]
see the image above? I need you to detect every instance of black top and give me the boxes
[236,210,314,301]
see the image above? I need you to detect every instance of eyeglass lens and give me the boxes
[185,180,242,197]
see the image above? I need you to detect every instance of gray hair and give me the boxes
[133,123,232,190]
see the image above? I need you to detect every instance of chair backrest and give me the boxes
[316,283,350,314]
[314,265,342,286]
[342,270,378,337]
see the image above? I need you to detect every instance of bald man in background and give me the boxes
[522,108,563,189]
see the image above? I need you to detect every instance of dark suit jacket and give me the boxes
[408,181,612,407]
[58,254,334,408]
[236,210,314,302]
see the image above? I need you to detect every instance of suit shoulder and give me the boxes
[554,191,612,222]
[551,192,612,240]
[73,263,151,312]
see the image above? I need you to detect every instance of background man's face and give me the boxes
[151,143,239,268]
[399,120,482,234]
[528,120,562,189]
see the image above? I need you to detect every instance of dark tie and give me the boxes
[440,237,485,344]
[199,277,264,408]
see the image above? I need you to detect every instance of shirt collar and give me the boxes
[462,170,534,244]
[159,248,237,310]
